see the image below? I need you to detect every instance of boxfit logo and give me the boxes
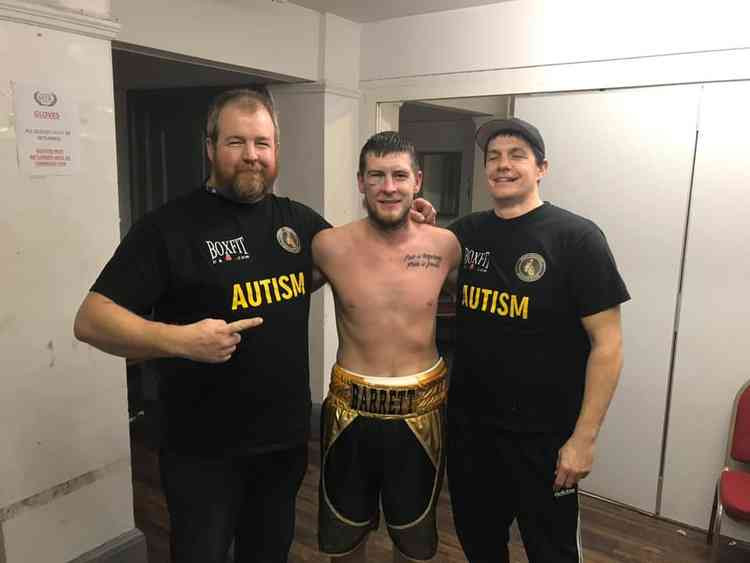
[34,91,58,107]
[463,247,490,273]
[206,236,251,265]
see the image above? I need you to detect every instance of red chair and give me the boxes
[708,379,750,561]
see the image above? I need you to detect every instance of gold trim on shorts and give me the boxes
[323,358,448,469]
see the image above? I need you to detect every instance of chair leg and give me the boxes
[711,502,723,563]
[708,485,718,544]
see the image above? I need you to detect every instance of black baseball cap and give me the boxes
[475,117,546,160]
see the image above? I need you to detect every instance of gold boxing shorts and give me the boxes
[318,358,447,561]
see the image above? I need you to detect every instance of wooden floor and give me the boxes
[131,416,749,563]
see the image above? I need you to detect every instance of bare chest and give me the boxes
[330,246,448,313]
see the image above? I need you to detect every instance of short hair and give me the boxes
[206,88,279,147]
[358,131,420,176]
[485,131,545,167]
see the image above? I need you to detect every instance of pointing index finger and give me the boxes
[226,317,264,333]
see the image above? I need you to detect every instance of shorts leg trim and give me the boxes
[328,530,372,558]
[321,483,375,528]
[320,406,375,528]
[385,464,440,531]
[321,397,359,454]
[405,409,442,469]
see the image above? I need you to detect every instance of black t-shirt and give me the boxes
[449,203,630,434]
[92,189,331,456]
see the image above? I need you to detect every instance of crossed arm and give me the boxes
[553,305,624,490]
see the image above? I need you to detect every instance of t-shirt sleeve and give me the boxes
[568,227,630,318]
[90,217,170,316]
[309,208,332,237]
[296,203,332,241]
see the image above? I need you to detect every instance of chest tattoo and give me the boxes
[403,253,443,270]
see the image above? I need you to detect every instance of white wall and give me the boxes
[321,91,361,388]
[271,13,362,403]
[661,81,750,539]
[319,12,362,232]
[112,0,322,82]
[515,86,700,515]
[362,0,750,81]
[0,8,135,562]
[271,85,362,402]
[271,88,327,401]
[322,11,360,90]
[319,15,363,394]
[39,0,110,17]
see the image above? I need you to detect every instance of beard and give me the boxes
[212,163,278,204]
[364,195,411,231]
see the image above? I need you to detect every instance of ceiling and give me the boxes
[288,0,508,23]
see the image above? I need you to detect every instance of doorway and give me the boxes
[111,43,282,425]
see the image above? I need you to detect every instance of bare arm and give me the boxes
[443,268,458,297]
[554,305,624,490]
[441,230,462,297]
[311,267,328,292]
[74,291,262,363]
[311,228,335,283]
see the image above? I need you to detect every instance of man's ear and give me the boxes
[414,169,424,194]
[357,172,365,194]
[537,159,549,181]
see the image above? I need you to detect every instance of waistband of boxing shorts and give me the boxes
[327,358,447,419]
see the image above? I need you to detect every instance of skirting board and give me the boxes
[68,528,147,563]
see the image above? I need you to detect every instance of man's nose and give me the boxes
[242,142,257,161]
[381,174,398,191]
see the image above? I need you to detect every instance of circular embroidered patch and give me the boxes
[276,226,301,254]
[515,253,546,282]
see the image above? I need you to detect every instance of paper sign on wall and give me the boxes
[12,82,80,176]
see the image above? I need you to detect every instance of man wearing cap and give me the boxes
[446,117,630,562]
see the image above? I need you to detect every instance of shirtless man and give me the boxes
[312,132,461,563]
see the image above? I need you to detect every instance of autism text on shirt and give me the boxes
[231,272,305,310]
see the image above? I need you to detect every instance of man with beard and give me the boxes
[312,132,461,563]
[73,91,435,563]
